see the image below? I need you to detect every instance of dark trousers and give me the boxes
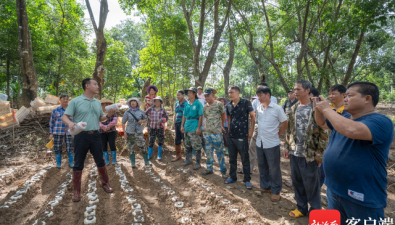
[73,131,105,171]
[222,127,229,147]
[228,137,250,182]
[174,123,184,145]
[320,163,325,187]
[257,145,282,194]
[290,154,321,215]
[149,128,165,148]
[100,131,117,152]
[326,187,384,225]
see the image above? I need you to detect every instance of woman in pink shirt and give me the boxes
[99,99,118,164]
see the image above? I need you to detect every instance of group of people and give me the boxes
[49,77,393,224]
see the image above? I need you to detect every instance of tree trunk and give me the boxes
[16,0,38,107]
[141,78,151,110]
[6,59,10,98]
[56,45,63,96]
[223,25,235,98]
[342,31,365,85]
[86,0,108,99]
[182,0,232,87]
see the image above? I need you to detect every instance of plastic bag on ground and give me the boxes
[68,122,87,136]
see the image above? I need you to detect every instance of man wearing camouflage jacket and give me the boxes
[284,80,328,219]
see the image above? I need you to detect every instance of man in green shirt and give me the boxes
[181,87,203,169]
[62,78,116,202]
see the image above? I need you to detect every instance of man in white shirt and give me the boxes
[240,82,277,175]
[255,86,288,202]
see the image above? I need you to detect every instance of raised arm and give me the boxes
[316,96,372,141]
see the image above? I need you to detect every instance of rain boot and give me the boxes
[172,145,182,162]
[182,147,193,166]
[72,170,82,202]
[111,151,117,164]
[55,154,62,168]
[129,154,136,168]
[194,150,201,170]
[67,153,74,167]
[157,146,163,160]
[142,153,151,165]
[148,147,153,160]
[97,166,113,193]
[103,151,109,165]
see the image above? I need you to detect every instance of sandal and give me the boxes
[224,178,236,184]
[245,182,252,190]
[289,209,305,218]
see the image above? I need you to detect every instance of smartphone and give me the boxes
[313,97,320,107]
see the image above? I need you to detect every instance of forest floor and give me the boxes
[0,105,395,225]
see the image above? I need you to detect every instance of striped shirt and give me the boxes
[49,105,72,135]
[174,100,187,124]
[144,95,156,110]
[145,106,169,129]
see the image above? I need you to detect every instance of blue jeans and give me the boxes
[326,187,384,225]
[204,133,226,172]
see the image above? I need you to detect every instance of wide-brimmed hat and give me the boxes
[100,98,114,104]
[197,86,203,90]
[184,87,197,94]
[153,96,164,104]
[217,97,228,105]
[127,97,141,107]
[147,85,158,93]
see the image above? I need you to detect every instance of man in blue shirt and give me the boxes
[181,87,204,169]
[315,82,394,225]
[172,90,188,161]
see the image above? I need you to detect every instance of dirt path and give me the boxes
[1,142,394,224]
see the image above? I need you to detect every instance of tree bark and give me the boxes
[223,25,234,98]
[6,59,10,98]
[55,0,65,96]
[342,31,365,85]
[182,0,232,87]
[16,0,38,107]
[86,0,108,99]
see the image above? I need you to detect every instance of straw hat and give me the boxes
[100,98,113,104]
[127,97,141,107]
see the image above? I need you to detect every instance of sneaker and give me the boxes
[201,169,213,175]
[221,171,228,179]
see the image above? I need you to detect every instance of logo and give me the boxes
[310,210,340,225]
[348,189,364,202]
